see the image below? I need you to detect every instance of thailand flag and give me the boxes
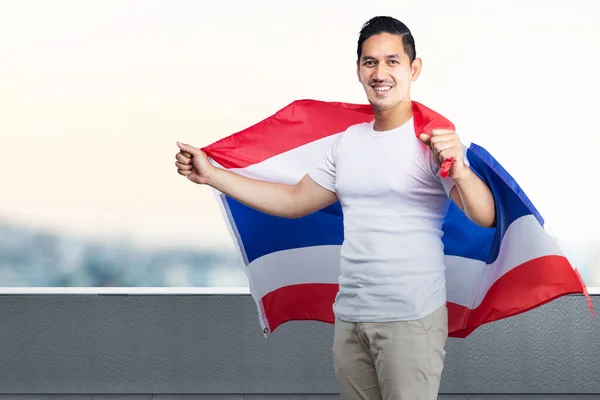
[202,99,592,338]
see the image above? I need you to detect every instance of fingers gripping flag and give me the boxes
[202,100,593,338]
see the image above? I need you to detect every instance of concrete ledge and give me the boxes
[0,294,597,394]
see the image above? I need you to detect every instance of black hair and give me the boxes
[357,16,416,63]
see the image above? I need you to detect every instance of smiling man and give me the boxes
[305,17,496,400]
[176,16,496,400]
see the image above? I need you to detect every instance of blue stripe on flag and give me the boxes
[441,145,543,264]
[469,144,543,225]
[224,196,344,264]
[223,143,542,266]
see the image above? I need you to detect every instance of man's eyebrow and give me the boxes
[361,54,401,61]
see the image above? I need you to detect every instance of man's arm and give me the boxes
[449,169,496,228]
[418,130,496,228]
[175,142,338,219]
[208,169,338,219]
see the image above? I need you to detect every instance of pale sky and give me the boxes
[1,0,599,279]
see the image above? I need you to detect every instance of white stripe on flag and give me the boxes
[246,245,341,300]
[227,132,342,182]
[244,214,564,309]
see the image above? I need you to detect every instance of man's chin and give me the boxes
[368,98,395,112]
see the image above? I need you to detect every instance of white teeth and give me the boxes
[373,86,391,92]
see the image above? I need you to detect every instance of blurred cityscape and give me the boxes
[0,219,248,287]
[0,219,598,288]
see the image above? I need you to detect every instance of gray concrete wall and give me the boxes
[0,293,597,395]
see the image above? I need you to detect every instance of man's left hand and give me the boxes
[419,129,468,180]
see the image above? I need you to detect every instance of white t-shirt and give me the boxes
[308,118,456,322]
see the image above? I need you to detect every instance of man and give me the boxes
[175,16,496,400]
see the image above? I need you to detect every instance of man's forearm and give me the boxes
[452,168,496,228]
[208,167,297,218]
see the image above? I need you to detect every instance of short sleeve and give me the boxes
[307,134,342,193]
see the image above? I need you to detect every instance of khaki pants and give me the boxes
[332,305,448,400]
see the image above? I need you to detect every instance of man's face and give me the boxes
[357,32,421,113]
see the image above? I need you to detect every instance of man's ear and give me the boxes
[411,57,423,82]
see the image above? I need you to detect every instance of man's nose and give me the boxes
[372,64,388,81]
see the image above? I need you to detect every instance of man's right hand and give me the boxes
[175,141,215,185]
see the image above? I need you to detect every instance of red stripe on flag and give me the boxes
[260,255,586,337]
[448,255,588,337]
[202,100,373,169]
[261,283,337,332]
[201,99,459,171]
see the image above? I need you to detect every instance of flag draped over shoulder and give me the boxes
[202,99,593,338]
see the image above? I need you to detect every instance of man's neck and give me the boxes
[372,100,413,131]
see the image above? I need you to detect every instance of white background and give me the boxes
[1,0,599,285]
